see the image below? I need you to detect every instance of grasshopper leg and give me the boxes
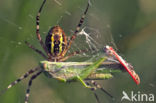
[76,76,101,103]
[77,75,92,88]
[85,82,101,103]
[90,80,114,99]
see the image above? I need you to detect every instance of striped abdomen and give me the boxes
[45,26,67,57]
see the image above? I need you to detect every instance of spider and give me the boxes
[0,0,116,103]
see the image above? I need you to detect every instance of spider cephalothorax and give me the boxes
[1,0,113,103]
[45,26,67,61]
[32,0,89,62]
[0,1,140,103]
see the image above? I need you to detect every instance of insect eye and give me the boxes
[103,46,107,53]
[103,47,111,55]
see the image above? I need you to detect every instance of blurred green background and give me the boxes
[0,0,156,103]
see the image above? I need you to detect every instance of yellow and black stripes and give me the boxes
[45,26,67,58]
[0,0,93,103]
[50,33,63,55]
[27,0,89,61]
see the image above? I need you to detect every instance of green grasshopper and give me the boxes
[0,0,140,102]
[0,55,125,103]
[40,56,125,102]
[41,57,116,85]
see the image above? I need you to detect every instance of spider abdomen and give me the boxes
[45,26,67,57]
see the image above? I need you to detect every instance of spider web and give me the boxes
[0,0,120,103]
[53,0,118,61]
[0,0,118,63]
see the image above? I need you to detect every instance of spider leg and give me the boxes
[25,41,48,59]
[85,81,101,103]
[59,49,89,62]
[0,67,40,96]
[36,0,51,57]
[24,70,42,103]
[90,80,114,100]
[62,1,90,56]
